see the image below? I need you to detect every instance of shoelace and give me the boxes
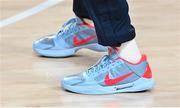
[86,55,112,77]
[57,18,80,39]
[62,18,76,27]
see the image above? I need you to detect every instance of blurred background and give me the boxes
[0,0,180,107]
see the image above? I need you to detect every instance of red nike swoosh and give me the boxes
[73,35,96,46]
[104,72,134,86]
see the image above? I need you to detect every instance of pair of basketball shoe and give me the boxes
[33,17,155,94]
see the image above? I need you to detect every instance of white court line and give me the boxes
[0,0,64,28]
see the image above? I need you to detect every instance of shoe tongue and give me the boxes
[62,17,83,27]
[91,48,120,65]
[94,55,109,66]
[75,17,84,24]
[108,47,120,60]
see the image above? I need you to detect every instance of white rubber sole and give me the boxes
[61,78,155,95]
[33,43,107,57]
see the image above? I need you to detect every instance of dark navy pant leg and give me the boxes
[73,0,91,19]
[73,0,136,46]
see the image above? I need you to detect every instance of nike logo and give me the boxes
[73,35,96,46]
[104,72,134,86]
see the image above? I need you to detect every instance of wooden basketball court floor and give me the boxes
[0,0,180,107]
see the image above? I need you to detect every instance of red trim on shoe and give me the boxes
[108,48,113,55]
[142,64,152,79]
[108,47,120,55]
[113,47,120,52]
[79,23,95,28]
[114,54,147,65]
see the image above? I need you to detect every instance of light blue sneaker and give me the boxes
[33,17,107,57]
[61,48,155,94]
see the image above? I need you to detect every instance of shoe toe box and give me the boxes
[62,74,85,86]
[33,36,55,50]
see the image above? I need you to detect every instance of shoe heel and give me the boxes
[86,44,107,52]
[129,78,155,92]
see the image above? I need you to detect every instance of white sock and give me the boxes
[118,39,142,63]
